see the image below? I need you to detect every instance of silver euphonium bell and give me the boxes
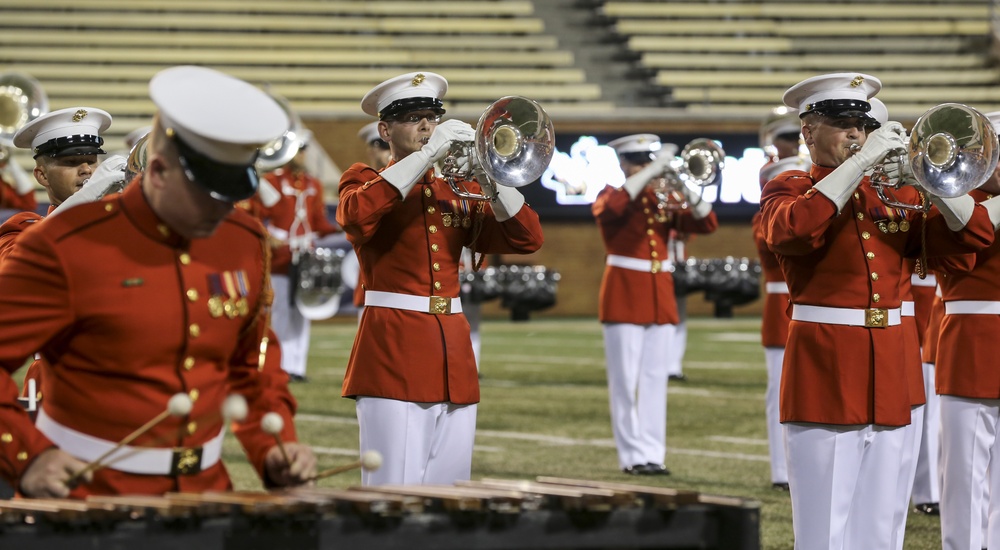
[256,88,308,174]
[648,138,726,210]
[0,71,49,165]
[859,102,999,211]
[439,96,555,201]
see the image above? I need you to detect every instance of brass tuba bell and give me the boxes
[0,71,48,165]
[439,96,555,201]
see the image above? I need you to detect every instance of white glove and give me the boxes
[850,121,907,171]
[1,159,36,195]
[49,155,127,217]
[814,123,906,214]
[491,185,526,222]
[680,181,713,219]
[622,153,675,199]
[980,194,1000,231]
[381,120,475,199]
[258,177,281,208]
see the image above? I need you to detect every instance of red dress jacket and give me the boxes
[592,186,718,325]
[898,262,925,407]
[753,210,790,347]
[261,169,339,275]
[760,164,993,426]
[937,189,1000,398]
[0,183,297,496]
[337,163,544,405]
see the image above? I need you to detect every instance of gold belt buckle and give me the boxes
[429,296,452,315]
[170,446,204,476]
[864,308,888,328]
[650,259,661,273]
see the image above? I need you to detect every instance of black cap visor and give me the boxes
[379,97,445,120]
[173,133,258,203]
[619,151,657,165]
[34,135,106,158]
[803,99,877,123]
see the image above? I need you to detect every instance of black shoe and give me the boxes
[772,482,790,491]
[645,463,671,475]
[622,464,651,475]
[913,502,939,515]
[668,374,687,382]
[288,374,309,383]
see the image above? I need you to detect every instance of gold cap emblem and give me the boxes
[850,76,865,88]
[72,109,88,122]
[411,73,425,86]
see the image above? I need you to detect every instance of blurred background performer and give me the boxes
[260,131,340,383]
[357,121,391,171]
[935,111,1000,550]
[866,96,932,550]
[0,65,316,498]
[337,71,544,486]
[0,152,38,214]
[752,106,807,492]
[665,227,689,382]
[3,106,121,405]
[593,134,718,476]
[762,72,996,550]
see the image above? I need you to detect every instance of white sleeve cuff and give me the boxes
[812,157,865,214]
[932,194,976,231]
[4,162,36,195]
[492,185,525,222]
[380,152,431,199]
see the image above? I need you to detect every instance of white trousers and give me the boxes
[466,303,482,371]
[911,362,941,505]
[786,422,905,550]
[603,322,673,469]
[270,274,311,377]
[764,346,788,484]
[939,395,1000,550]
[356,397,477,486]
[666,295,687,377]
[891,405,924,550]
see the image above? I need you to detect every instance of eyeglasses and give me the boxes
[394,112,442,125]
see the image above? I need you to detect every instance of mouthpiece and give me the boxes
[849,144,862,153]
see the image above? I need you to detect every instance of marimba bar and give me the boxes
[0,478,760,549]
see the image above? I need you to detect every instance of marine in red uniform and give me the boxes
[0,66,316,498]
[338,71,544,486]
[3,106,120,404]
[935,120,1000,548]
[0,152,37,213]
[260,133,339,382]
[593,134,718,475]
[760,72,995,550]
[753,105,808,491]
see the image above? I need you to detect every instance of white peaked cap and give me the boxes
[13,106,112,157]
[361,71,448,118]
[607,133,662,154]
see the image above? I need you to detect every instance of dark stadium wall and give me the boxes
[309,119,766,319]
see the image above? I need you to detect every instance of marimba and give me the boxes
[0,477,760,549]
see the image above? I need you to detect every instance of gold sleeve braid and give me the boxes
[238,228,274,372]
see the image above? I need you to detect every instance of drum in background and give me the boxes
[499,265,561,317]
[295,247,346,320]
[459,265,504,304]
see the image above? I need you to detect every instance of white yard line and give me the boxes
[296,415,769,463]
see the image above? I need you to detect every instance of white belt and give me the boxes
[791,304,901,328]
[365,290,463,315]
[901,301,915,317]
[36,408,224,476]
[765,281,788,294]
[911,273,937,287]
[945,300,1000,315]
[606,254,673,273]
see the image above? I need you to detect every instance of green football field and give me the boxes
[221,315,943,550]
